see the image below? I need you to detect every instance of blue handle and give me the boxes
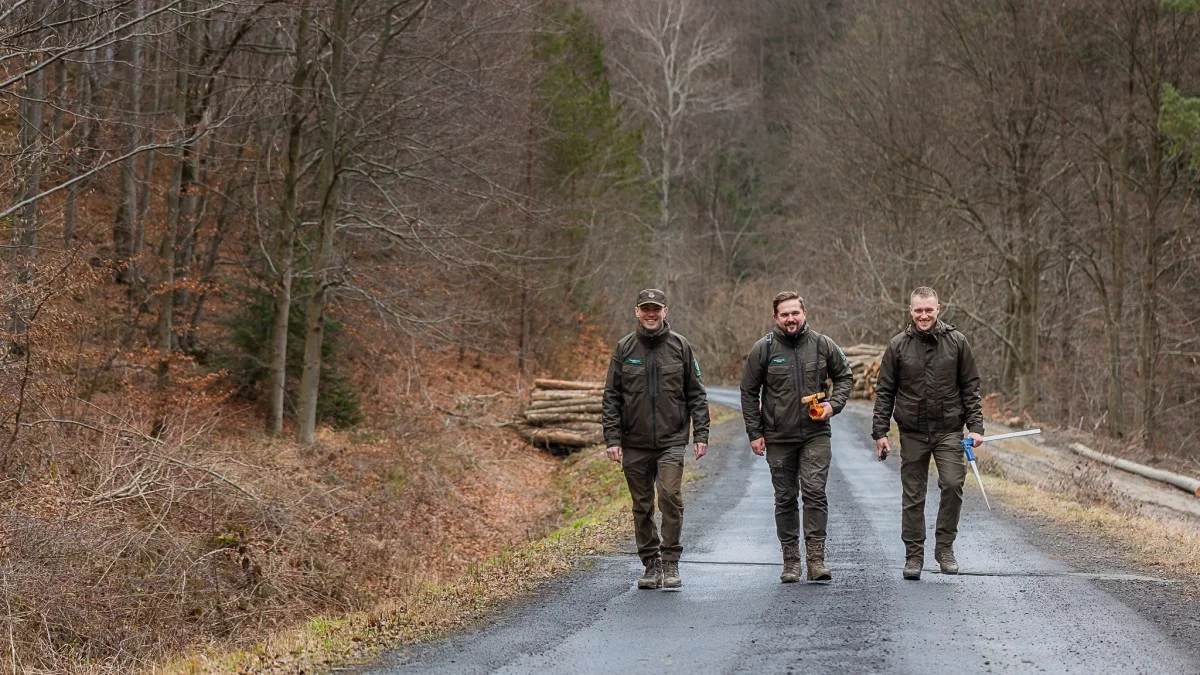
[960,437,977,462]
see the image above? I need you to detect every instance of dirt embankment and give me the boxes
[976,421,1200,534]
[0,318,614,673]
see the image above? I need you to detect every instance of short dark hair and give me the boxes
[773,291,806,315]
[910,286,938,303]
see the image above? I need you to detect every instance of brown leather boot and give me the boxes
[903,555,923,580]
[662,560,682,589]
[806,539,832,581]
[780,542,802,583]
[935,547,959,575]
[637,557,663,589]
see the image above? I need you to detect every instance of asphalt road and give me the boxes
[371,387,1194,674]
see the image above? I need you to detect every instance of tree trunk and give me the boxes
[113,30,141,283]
[155,2,196,419]
[1106,20,1136,438]
[298,0,348,445]
[268,7,310,435]
[1137,14,1164,449]
[11,68,45,339]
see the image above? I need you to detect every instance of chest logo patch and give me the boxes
[770,357,789,364]
[624,358,644,365]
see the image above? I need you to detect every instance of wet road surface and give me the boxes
[371,388,1193,674]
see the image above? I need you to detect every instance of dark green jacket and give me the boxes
[871,320,984,442]
[602,322,710,449]
[740,324,854,443]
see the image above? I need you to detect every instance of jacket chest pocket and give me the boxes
[766,363,792,392]
[659,362,684,397]
[932,353,957,389]
[622,364,647,392]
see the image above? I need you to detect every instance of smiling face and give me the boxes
[774,298,807,334]
[909,293,940,332]
[636,302,667,331]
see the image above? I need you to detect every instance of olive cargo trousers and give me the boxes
[622,445,686,563]
[899,432,966,559]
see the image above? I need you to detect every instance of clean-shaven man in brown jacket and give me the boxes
[872,287,985,580]
[602,289,709,590]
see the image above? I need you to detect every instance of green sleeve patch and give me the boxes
[693,358,702,379]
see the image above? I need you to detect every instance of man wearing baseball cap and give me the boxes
[602,288,709,590]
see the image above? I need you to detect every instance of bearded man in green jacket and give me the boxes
[602,289,709,591]
[740,291,854,583]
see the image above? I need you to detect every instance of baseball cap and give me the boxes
[636,288,667,307]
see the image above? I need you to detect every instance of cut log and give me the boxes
[558,421,604,433]
[516,425,601,447]
[526,398,603,411]
[520,410,604,420]
[843,344,887,356]
[523,403,603,416]
[1069,443,1200,497]
[530,390,605,401]
[533,379,604,390]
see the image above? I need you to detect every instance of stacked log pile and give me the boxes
[844,344,886,400]
[516,379,605,452]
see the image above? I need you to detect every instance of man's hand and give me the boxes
[817,402,833,421]
[875,437,891,461]
[967,432,984,448]
[694,442,707,460]
[750,437,766,456]
[605,445,623,462]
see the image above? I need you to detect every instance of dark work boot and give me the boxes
[662,560,682,589]
[903,556,923,580]
[780,542,802,583]
[805,539,832,581]
[935,547,959,575]
[637,557,663,590]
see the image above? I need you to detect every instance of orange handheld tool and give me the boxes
[801,392,826,420]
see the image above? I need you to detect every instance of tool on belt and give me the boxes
[960,428,1042,510]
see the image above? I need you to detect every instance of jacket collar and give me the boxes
[773,322,810,346]
[905,319,952,341]
[637,320,670,344]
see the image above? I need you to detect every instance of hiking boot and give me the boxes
[806,539,832,581]
[903,556,923,580]
[780,542,802,583]
[637,557,663,589]
[935,548,959,575]
[662,560,682,589]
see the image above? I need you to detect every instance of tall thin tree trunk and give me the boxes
[1137,15,1164,449]
[298,0,348,444]
[1106,23,1136,438]
[114,30,141,282]
[135,40,163,272]
[11,69,45,339]
[155,3,196,428]
[267,8,311,435]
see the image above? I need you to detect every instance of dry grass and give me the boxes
[982,474,1200,588]
[165,446,630,673]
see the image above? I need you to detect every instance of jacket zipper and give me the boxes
[647,345,658,447]
[792,342,804,409]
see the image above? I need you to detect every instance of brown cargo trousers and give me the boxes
[765,436,832,545]
[622,445,686,563]
[899,432,966,559]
